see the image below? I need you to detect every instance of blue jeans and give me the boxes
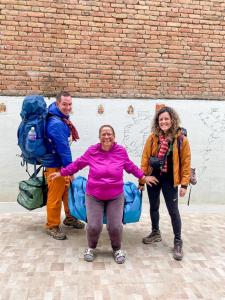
[147,174,182,241]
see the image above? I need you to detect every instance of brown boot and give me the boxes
[173,239,183,261]
[142,229,162,244]
[63,217,85,229]
[46,226,67,240]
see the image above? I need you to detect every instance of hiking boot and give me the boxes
[142,229,162,244]
[113,249,126,264]
[84,248,95,262]
[63,217,85,229]
[173,239,183,261]
[46,226,67,240]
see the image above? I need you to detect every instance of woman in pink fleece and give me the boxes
[49,125,158,264]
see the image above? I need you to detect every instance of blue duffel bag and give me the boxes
[68,176,142,224]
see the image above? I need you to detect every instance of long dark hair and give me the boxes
[151,106,180,137]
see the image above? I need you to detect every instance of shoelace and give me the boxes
[56,226,63,233]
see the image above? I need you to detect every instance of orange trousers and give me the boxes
[45,168,71,228]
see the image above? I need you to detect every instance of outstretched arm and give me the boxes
[48,150,90,181]
[124,150,145,179]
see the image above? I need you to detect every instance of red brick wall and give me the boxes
[1,0,225,99]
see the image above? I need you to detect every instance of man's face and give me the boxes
[57,96,72,116]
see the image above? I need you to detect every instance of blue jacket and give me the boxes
[46,102,72,168]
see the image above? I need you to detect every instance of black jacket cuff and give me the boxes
[181,185,187,189]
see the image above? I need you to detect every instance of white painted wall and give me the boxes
[0,96,225,204]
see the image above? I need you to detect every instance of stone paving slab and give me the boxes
[0,204,225,300]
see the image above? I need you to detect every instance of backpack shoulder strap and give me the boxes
[177,135,184,166]
[47,114,63,122]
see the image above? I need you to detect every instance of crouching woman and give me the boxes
[49,125,158,264]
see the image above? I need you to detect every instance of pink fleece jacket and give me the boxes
[60,143,144,200]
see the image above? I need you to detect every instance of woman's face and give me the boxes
[99,127,115,150]
[158,111,172,133]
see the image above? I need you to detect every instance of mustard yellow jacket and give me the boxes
[140,132,191,187]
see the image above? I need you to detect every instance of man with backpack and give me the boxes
[44,91,84,240]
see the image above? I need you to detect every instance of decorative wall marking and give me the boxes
[123,111,153,157]
[97,104,104,114]
[0,103,6,113]
[127,105,134,115]
[198,108,225,176]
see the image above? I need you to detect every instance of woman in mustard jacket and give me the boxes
[139,106,191,260]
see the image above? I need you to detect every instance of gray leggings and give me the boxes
[85,193,124,250]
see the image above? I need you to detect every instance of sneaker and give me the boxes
[142,229,162,244]
[46,226,67,240]
[173,240,183,261]
[84,248,95,262]
[63,217,85,229]
[113,249,126,264]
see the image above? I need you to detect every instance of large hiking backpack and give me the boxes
[17,95,55,175]
[177,128,197,205]
[177,128,197,186]
[68,176,142,224]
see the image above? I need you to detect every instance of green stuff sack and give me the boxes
[17,176,48,210]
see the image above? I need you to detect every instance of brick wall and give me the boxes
[0,0,225,99]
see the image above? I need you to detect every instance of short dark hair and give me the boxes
[99,125,115,137]
[56,91,71,101]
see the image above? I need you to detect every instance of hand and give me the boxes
[179,187,187,197]
[144,175,159,187]
[138,185,145,191]
[48,172,61,181]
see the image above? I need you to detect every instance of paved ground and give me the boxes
[0,202,225,300]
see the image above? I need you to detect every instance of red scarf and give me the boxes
[157,135,169,172]
[62,118,80,142]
